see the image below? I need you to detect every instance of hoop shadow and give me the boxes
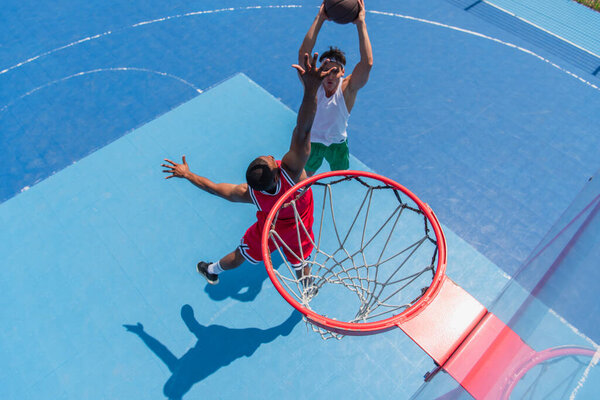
[203,252,285,302]
[123,304,301,400]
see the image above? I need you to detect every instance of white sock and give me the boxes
[293,264,304,272]
[293,263,307,279]
[207,261,224,275]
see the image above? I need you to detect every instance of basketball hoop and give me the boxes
[261,170,447,339]
[500,346,599,400]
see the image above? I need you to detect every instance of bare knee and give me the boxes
[220,248,246,270]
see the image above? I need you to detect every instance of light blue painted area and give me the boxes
[444,0,600,75]
[486,0,600,57]
[2,1,600,398]
[0,74,508,400]
[491,169,600,343]
[413,170,600,399]
[3,0,600,278]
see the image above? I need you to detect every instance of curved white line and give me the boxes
[0,67,202,113]
[569,347,600,399]
[131,5,301,27]
[0,32,112,76]
[483,0,600,60]
[0,5,302,75]
[0,5,597,95]
[1,4,598,356]
[369,10,600,92]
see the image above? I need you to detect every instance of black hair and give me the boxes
[246,157,277,191]
[319,46,346,66]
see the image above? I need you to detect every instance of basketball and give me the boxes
[324,0,360,24]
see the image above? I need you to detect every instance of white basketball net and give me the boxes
[267,175,440,339]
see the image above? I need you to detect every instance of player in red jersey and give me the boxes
[162,53,337,286]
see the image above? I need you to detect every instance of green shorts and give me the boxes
[305,140,350,173]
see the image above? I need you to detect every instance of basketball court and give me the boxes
[1,1,599,399]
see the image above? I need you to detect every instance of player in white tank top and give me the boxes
[298,0,373,176]
[311,76,349,146]
[162,54,339,286]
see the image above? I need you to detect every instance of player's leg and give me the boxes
[324,140,350,171]
[197,222,263,285]
[293,262,312,282]
[220,248,247,270]
[292,261,318,297]
[281,226,316,293]
[305,142,326,177]
[197,248,246,285]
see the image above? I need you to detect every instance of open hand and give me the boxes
[162,156,190,179]
[292,52,338,90]
[123,323,144,334]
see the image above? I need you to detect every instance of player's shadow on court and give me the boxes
[203,253,285,302]
[123,304,301,400]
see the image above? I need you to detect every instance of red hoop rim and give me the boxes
[261,170,447,335]
[501,346,597,399]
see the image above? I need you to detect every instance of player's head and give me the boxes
[246,155,279,193]
[320,46,346,92]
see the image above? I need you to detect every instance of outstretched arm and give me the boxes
[298,3,328,75]
[123,323,178,372]
[345,0,373,105]
[162,156,252,204]
[282,53,338,182]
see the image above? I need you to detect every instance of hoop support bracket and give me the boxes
[398,275,537,399]
[396,276,487,366]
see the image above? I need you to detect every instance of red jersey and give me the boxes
[240,161,314,265]
[249,161,314,230]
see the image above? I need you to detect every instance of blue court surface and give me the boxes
[1,1,599,399]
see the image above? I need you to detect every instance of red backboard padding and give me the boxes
[443,313,535,399]
[397,277,487,365]
[398,276,536,399]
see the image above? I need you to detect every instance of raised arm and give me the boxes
[282,53,337,182]
[344,0,373,107]
[162,156,252,204]
[298,3,328,74]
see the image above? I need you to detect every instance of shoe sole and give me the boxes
[197,262,219,285]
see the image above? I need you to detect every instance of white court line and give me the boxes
[0,5,301,112]
[0,6,301,76]
[2,5,599,390]
[0,4,598,94]
[549,309,599,348]
[369,10,600,92]
[0,67,202,114]
[482,0,600,60]
[570,347,600,399]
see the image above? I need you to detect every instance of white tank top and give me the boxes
[310,77,349,146]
